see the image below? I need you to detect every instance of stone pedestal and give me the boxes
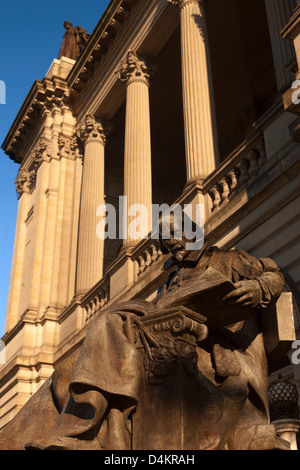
[131,306,290,450]
[132,307,209,450]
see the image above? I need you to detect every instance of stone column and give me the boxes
[117,51,155,247]
[76,114,110,295]
[167,0,219,185]
[265,0,297,91]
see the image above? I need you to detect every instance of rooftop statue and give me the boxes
[58,21,90,61]
[0,211,294,450]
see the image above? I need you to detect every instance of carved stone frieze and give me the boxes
[133,308,208,385]
[145,336,197,385]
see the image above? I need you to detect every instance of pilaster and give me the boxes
[4,191,30,331]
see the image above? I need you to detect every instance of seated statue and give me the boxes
[0,211,292,450]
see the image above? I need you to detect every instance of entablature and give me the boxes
[1,76,70,164]
[2,0,174,164]
[68,0,176,121]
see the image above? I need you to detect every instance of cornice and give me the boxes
[1,0,140,163]
[2,0,165,164]
[73,0,165,120]
[67,0,138,99]
[2,77,69,163]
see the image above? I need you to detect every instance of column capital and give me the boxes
[77,114,112,146]
[15,168,36,197]
[167,0,208,9]
[58,133,83,161]
[116,50,156,86]
[33,136,52,165]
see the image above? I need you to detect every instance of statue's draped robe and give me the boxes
[0,247,285,450]
[58,26,89,61]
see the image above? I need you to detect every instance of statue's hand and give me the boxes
[223,280,263,308]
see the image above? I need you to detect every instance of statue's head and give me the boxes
[64,21,73,30]
[158,211,192,262]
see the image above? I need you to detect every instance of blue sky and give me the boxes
[0,0,110,336]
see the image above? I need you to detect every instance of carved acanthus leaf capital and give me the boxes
[116,51,156,86]
[15,136,52,196]
[34,137,52,165]
[77,114,112,146]
[167,0,208,8]
[39,95,72,118]
[15,168,36,196]
[58,134,82,160]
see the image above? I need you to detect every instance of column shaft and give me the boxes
[178,0,219,182]
[265,0,297,91]
[124,80,152,243]
[76,116,109,294]
[117,51,154,247]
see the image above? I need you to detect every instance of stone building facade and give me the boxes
[0,0,300,432]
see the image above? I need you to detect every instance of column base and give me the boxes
[184,176,206,191]
[120,241,139,255]
[73,290,89,300]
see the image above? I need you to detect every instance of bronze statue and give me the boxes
[58,21,90,61]
[0,211,293,450]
